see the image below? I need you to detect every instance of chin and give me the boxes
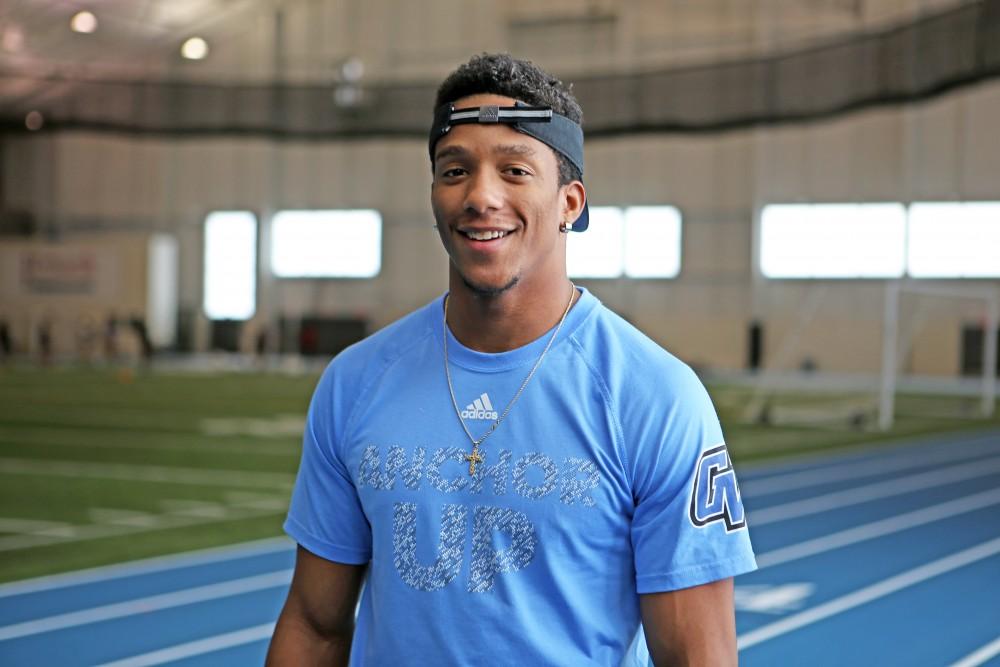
[459,273,520,297]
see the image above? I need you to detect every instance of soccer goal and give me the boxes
[878,280,999,431]
[737,280,999,434]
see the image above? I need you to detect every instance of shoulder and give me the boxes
[570,299,725,495]
[569,300,705,405]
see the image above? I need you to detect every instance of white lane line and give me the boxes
[0,457,294,490]
[94,622,275,667]
[948,635,1000,667]
[748,455,1000,526]
[0,536,291,599]
[738,536,1000,650]
[0,570,291,641]
[742,437,1000,498]
[755,487,1000,568]
[739,430,1000,479]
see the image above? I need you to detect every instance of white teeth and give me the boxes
[465,230,507,241]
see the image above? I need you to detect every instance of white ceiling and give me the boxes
[0,0,971,84]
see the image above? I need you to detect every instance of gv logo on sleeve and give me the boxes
[689,444,747,532]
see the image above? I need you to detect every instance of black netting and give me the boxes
[1,0,997,138]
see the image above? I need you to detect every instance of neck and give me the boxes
[445,275,577,353]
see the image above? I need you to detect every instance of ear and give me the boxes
[560,180,586,226]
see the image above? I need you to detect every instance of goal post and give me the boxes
[878,280,999,431]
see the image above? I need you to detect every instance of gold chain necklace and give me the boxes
[444,284,576,475]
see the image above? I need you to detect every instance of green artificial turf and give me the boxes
[0,365,995,583]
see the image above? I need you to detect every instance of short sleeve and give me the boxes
[284,362,372,565]
[628,366,756,594]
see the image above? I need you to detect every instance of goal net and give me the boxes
[737,281,998,433]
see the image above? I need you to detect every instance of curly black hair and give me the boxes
[434,53,583,185]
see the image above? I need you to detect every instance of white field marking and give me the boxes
[0,518,71,533]
[0,457,294,490]
[94,622,276,667]
[755,487,1000,568]
[0,570,290,641]
[0,496,287,552]
[158,499,231,519]
[31,525,79,538]
[0,426,297,456]
[948,635,1000,667]
[200,414,305,438]
[88,508,161,528]
[734,583,815,614]
[737,535,1000,650]
[220,493,288,512]
[742,436,1000,498]
[739,430,1000,479]
[0,536,291,599]
[748,455,1000,526]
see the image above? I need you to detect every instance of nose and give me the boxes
[462,170,504,216]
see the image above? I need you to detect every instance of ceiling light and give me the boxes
[71,11,98,34]
[181,37,209,60]
[2,25,25,53]
[339,56,364,83]
[25,111,44,131]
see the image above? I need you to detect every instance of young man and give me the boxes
[267,53,755,666]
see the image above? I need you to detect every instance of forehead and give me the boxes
[434,93,557,165]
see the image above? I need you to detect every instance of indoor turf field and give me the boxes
[0,365,997,584]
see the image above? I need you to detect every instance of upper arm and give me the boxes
[266,546,367,666]
[628,366,755,594]
[285,545,367,637]
[639,578,736,667]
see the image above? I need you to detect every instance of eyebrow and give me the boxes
[494,144,536,158]
[434,145,468,162]
[434,143,538,163]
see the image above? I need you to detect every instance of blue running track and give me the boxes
[1,429,999,666]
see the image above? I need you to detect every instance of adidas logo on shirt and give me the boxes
[461,393,499,420]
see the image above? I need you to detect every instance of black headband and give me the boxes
[429,101,589,231]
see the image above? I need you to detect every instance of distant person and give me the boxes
[75,314,98,365]
[0,319,12,363]
[255,325,270,368]
[128,315,153,364]
[37,317,53,366]
[103,314,118,362]
[268,54,755,667]
[298,323,318,356]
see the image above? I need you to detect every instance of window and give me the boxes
[624,206,682,278]
[203,211,256,320]
[760,203,906,279]
[908,202,1000,278]
[567,207,624,278]
[567,206,682,279]
[271,209,382,278]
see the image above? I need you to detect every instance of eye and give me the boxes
[440,167,467,178]
[504,166,532,177]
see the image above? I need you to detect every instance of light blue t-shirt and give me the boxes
[285,288,756,666]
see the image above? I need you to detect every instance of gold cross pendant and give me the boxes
[465,444,484,476]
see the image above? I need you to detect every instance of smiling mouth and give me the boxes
[460,229,511,241]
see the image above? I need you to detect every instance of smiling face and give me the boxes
[431,93,584,298]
